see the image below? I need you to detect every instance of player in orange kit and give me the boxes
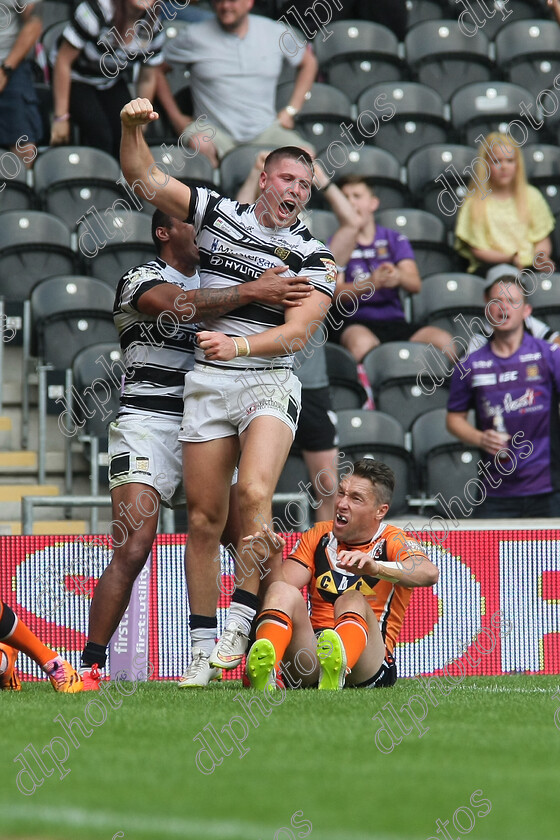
[0,599,82,692]
[246,460,439,690]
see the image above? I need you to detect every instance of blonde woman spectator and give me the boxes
[454,131,555,275]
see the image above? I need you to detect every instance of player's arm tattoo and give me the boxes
[182,286,243,321]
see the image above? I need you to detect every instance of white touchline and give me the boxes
[3,803,407,840]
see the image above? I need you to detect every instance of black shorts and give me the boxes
[294,386,338,451]
[329,319,419,345]
[353,652,398,688]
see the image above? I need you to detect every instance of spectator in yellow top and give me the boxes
[454,131,555,276]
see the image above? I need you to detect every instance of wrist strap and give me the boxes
[54,113,70,122]
[233,336,251,357]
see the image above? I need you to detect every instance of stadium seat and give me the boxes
[495,19,560,100]
[273,453,312,528]
[0,162,35,212]
[410,407,479,517]
[374,207,461,277]
[525,271,560,335]
[450,82,540,147]
[292,84,353,151]
[318,145,409,211]
[219,144,276,199]
[406,143,478,229]
[406,0,446,30]
[149,142,216,190]
[0,210,78,306]
[68,342,123,494]
[405,20,494,103]
[305,209,338,246]
[335,409,414,514]
[361,341,452,431]
[447,0,538,41]
[78,210,154,285]
[34,146,124,229]
[356,82,448,165]
[313,20,407,102]
[523,144,560,216]
[324,343,368,411]
[22,275,116,473]
[410,273,487,347]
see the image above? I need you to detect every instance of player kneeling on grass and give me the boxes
[0,600,82,693]
[246,460,439,690]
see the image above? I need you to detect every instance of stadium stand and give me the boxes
[405,19,494,103]
[356,81,449,165]
[374,208,461,277]
[406,143,479,229]
[33,146,124,229]
[361,341,452,432]
[335,408,413,514]
[324,343,368,411]
[313,20,406,102]
[409,272,487,347]
[410,407,479,517]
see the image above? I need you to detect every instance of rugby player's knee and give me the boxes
[334,588,366,615]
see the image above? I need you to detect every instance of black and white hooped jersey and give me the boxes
[114,258,199,418]
[186,187,337,370]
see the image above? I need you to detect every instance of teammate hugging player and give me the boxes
[120,98,336,684]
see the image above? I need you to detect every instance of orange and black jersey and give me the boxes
[288,520,430,654]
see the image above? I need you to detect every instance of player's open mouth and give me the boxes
[279,200,296,215]
[336,514,348,525]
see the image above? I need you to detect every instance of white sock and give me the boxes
[191,627,216,657]
[225,603,256,637]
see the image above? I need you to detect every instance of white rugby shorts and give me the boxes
[108,414,185,508]
[179,364,302,443]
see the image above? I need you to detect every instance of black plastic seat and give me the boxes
[523,144,560,216]
[78,210,154,285]
[411,407,478,515]
[324,343,368,411]
[314,20,407,102]
[406,143,478,228]
[322,145,409,210]
[375,207,461,276]
[405,19,493,103]
[34,146,124,229]
[450,82,540,147]
[357,82,448,164]
[362,341,452,431]
[0,210,78,304]
[293,84,354,151]
[410,272,487,347]
[495,19,560,101]
[336,408,413,514]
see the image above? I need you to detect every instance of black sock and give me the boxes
[231,589,260,612]
[81,641,107,669]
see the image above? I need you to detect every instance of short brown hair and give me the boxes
[264,146,314,174]
[337,174,376,195]
[351,459,395,506]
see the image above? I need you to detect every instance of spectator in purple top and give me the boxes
[447,274,560,519]
[330,175,453,362]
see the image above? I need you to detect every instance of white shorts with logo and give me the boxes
[179,364,302,443]
[108,414,185,508]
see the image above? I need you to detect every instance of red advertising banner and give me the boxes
[1,530,559,680]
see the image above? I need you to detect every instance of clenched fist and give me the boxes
[120,98,159,128]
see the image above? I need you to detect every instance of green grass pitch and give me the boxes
[1,675,559,840]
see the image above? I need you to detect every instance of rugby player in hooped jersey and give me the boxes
[120,98,336,684]
[78,209,314,690]
[245,460,439,690]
